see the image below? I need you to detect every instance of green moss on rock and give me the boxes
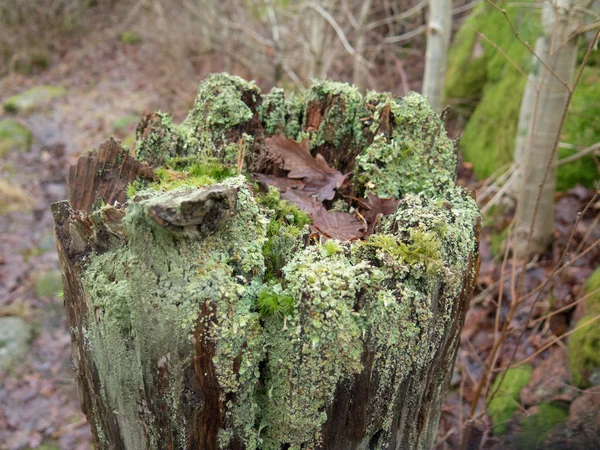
[3,85,66,114]
[569,267,600,388]
[0,118,32,156]
[445,1,598,190]
[487,365,533,435]
[514,402,569,450]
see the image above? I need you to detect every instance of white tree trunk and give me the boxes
[514,0,588,257]
[352,0,373,90]
[422,0,452,112]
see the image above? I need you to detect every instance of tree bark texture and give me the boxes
[52,75,480,450]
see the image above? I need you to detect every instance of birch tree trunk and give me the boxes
[514,0,589,257]
[352,0,373,90]
[52,75,480,450]
[422,0,452,112]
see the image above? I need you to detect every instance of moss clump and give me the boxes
[446,1,598,190]
[257,187,311,281]
[0,118,33,156]
[120,31,142,44]
[568,267,600,388]
[558,67,600,191]
[3,85,66,114]
[355,93,456,198]
[514,402,569,450]
[487,365,533,435]
[32,269,63,298]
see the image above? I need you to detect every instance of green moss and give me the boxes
[257,187,311,281]
[558,67,600,190]
[487,365,533,435]
[0,118,32,156]
[355,93,456,198]
[514,403,569,450]
[446,1,599,190]
[3,85,66,114]
[32,269,63,298]
[120,31,142,44]
[568,268,600,388]
[150,159,236,191]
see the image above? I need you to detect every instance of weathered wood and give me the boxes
[53,74,480,450]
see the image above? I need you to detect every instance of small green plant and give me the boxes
[364,228,443,273]
[256,285,293,318]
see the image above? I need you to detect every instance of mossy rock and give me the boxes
[568,268,600,388]
[487,365,533,435]
[32,269,63,298]
[445,1,599,190]
[0,118,32,156]
[513,403,569,450]
[3,85,67,114]
[0,316,32,371]
[121,31,142,44]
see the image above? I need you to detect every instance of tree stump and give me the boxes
[52,74,480,450]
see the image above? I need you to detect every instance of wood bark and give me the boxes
[52,78,480,450]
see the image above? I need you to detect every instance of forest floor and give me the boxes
[0,30,598,450]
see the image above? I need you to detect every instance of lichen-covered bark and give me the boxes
[52,74,479,450]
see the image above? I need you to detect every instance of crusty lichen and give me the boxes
[355,92,457,199]
[75,75,479,449]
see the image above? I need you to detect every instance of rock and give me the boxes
[3,85,66,114]
[0,119,33,156]
[0,316,32,371]
[555,388,600,449]
[32,269,63,298]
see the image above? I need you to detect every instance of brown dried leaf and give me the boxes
[280,190,322,216]
[357,193,400,236]
[265,134,347,201]
[312,208,365,242]
[254,173,305,191]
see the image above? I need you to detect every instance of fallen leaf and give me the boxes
[312,208,365,242]
[280,190,322,216]
[254,173,305,191]
[356,193,400,236]
[265,135,347,201]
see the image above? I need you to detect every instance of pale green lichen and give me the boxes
[356,93,457,198]
[77,76,480,449]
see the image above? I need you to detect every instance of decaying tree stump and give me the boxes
[52,74,480,450]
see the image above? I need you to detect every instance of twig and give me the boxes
[556,141,600,166]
